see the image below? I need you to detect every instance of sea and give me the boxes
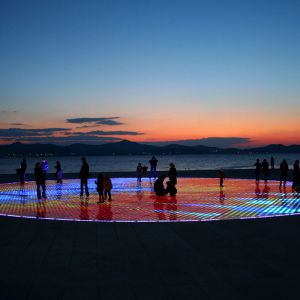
[1,153,300,174]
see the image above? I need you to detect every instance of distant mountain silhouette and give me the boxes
[247,144,300,153]
[0,140,300,157]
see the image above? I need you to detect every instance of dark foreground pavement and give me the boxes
[1,216,300,300]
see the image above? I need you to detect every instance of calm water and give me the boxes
[1,154,300,174]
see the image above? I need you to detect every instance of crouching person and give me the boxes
[166,180,177,196]
[154,175,168,196]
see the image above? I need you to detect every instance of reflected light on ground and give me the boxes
[0,178,299,222]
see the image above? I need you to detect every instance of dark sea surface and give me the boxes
[1,153,300,174]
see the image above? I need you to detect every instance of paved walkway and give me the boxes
[1,215,300,299]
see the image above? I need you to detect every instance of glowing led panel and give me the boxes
[0,178,299,222]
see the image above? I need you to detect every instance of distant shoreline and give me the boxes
[0,168,288,183]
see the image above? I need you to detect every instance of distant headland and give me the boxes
[1,140,300,157]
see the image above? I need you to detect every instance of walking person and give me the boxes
[254,159,262,183]
[34,162,46,199]
[95,173,104,203]
[103,175,112,201]
[219,168,225,188]
[19,158,27,184]
[262,159,269,183]
[136,163,143,182]
[270,157,275,170]
[41,160,49,180]
[168,163,177,185]
[279,159,289,188]
[54,161,63,184]
[149,156,158,179]
[79,157,89,197]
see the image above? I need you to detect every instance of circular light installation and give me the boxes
[0,178,299,222]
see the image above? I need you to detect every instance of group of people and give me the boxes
[254,158,300,191]
[135,157,178,196]
[136,156,158,182]
[254,158,271,183]
[16,155,300,201]
[153,163,177,196]
[77,157,113,203]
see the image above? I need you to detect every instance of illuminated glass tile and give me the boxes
[0,178,299,222]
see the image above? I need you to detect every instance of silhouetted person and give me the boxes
[136,163,143,182]
[270,157,275,170]
[168,163,177,186]
[166,180,177,196]
[34,162,46,199]
[149,156,158,179]
[95,173,104,203]
[103,175,112,201]
[79,157,89,197]
[254,159,262,183]
[279,159,289,187]
[41,160,48,182]
[19,158,27,184]
[262,159,269,183]
[154,175,167,196]
[292,160,300,191]
[219,168,225,187]
[54,161,63,184]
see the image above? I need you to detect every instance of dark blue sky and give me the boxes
[0,0,299,145]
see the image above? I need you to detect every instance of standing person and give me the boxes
[167,162,178,195]
[41,160,49,176]
[136,163,143,182]
[219,168,225,188]
[103,175,112,201]
[292,160,300,191]
[279,159,289,188]
[54,161,63,184]
[34,162,46,199]
[95,173,104,203]
[270,157,275,170]
[168,163,177,186]
[19,158,27,184]
[254,159,262,183]
[262,159,269,183]
[79,157,89,197]
[149,156,158,179]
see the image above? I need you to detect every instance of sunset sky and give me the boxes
[0,0,299,148]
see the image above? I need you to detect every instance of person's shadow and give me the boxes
[96,202,112,221]
[36,199,46,219]
[79,200,89,220]
[219,188,225,205]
